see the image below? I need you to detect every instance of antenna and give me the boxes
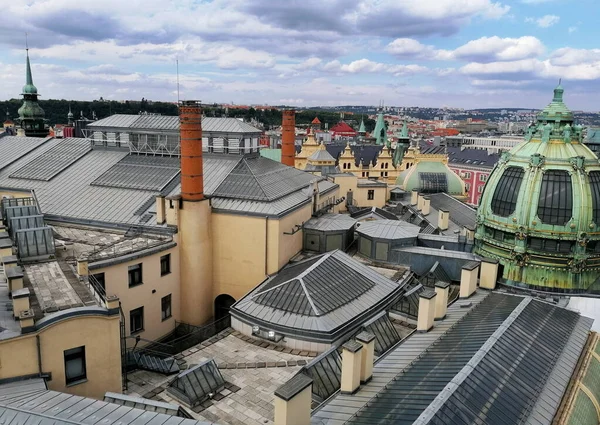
[559,78,562,85]
[25,32,28,51]
[176,58,180,104]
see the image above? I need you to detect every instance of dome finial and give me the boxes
[552,80,564,103]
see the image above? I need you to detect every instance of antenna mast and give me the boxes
[176,58,180,104]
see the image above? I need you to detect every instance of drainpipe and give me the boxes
[36,335,42,376]
[265,216,269,276]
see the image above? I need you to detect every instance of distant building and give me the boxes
[16,49,48,137]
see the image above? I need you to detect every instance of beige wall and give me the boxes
[353,185,387,208]
[0,314,121,399]
[212,203,313,303]
[331,175,358,212]
[90,245,180,345]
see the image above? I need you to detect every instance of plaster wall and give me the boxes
[0,314,121,399]
[91,245,180,345]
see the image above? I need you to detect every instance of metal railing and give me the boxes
[87,273,106,303]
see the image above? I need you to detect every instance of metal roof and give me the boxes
[231,251,411,341]
[309,149,336,162]
[356,219,421,240]
[9,138,91,181]
[0,137,333,225]
[0,136,50,172]
[0,379,214,424]
[212,155,323,202]
[427,193,476,229]
[313,292,593,425]
[303,214,357,232]
[167,359,226,408]
[351,207,398,221]
[88,114,262,134]
[91,155,180,191]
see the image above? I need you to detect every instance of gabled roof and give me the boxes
[447,146,500,168]
[330,121,356,135]
[0,379,213,424]
[308,148,336,162]
[428,192,476,229]
[212,155,322,202]
[312,117,321,124]
[315,292,594,425]
[231,250,411,341]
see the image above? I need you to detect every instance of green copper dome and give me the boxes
[396,160,465,195]
[474,83,600,293]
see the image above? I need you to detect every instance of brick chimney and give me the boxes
[180,101,204,201]
[281,110,296,167]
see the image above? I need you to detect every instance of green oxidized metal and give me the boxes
[17,51,47,137]
[474,84,600,292]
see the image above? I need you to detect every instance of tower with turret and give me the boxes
[17,48,48,137]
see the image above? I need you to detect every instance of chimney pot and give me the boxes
[479,258,499,290]
[434,281,451,320]
[356,331,376,384]
[274,374,312,425]
[156,196,166,224]
[281,110,296,167]
[12,287,31,319]
[460,261,480,298]
[179,101,205,201]
[417,289,437,332]
[341,340,363,394]
[410,190,419,206]
[421,196,430,216]
[438,209,449,231]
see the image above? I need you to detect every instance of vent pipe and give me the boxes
[281,110,296,167]
[180,101,204,201]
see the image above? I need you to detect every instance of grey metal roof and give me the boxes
[0,379,214,424]
[312,290,489,424]
[427,193,476,229]
[313,292,593,425]
[88,114,262,134]
[356,219,421,240]
[103,392,182,416]
[309,149,336,162]
[212,155,322,202]
[351,207,398,221]
[303,214,357,232]
[231,251,411,341]
[9,138,91,181]
[0,136,50,172]
[91,155,180,191]
[0,137,335,225]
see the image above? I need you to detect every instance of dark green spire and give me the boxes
[22,50,38,95]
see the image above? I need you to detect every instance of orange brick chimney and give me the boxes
[281,109,296,167]
[179,101,204,201]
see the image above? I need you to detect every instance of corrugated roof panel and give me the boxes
[9,138,92,181]
[0,136,51,171]
[91,155,180,191]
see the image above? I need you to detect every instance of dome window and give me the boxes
[491,166,524,217]
[419,172,448,193]
[537,170,573,225]
[589,171,600,224]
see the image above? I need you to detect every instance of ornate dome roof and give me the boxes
[474,84,600,293]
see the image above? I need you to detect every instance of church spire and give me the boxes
[17,39,47,137]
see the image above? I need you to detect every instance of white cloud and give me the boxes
[386,36,543,62]
[323,59,427,75]
[568,26,578,33]
[525,14,560,28]
[521,0,556,3]
[550,48,600,66]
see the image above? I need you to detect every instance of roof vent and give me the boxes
[166,359,225,408]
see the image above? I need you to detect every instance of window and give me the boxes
[368,190,375,200]
[419,172,448,193]
[537,170,573,225]
[64,346,86,385]
[478,185,483,193]
[160,254,171,276]
[479,174,488,182]
[463,172,471,179]
[91,272,105,291]
[128,263,143,287]
[589,171,600,223]
[491,167,524,217]
[130,306,144,334]
[466,183,471,191]
[162,294,172,321]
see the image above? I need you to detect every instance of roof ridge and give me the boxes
[211,155,246,196]
[297,277,321,316]
[243,156,269,199]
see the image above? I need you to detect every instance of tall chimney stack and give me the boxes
[281,109,296,167]
[180,101,204,201]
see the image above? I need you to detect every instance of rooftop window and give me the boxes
[537,170,573,225]
[490,166,524,217]
[167,359,226,408]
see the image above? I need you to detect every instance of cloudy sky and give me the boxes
[1,0,599,110]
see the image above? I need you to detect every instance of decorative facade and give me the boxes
[475,84,600,292]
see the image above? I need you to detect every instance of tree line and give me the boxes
[1,98,377,132]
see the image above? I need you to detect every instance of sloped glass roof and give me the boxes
[300,346,342,404]
[363,311,401,357]
[167,359,225,407]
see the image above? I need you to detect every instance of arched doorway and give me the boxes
[214,294,236,321]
